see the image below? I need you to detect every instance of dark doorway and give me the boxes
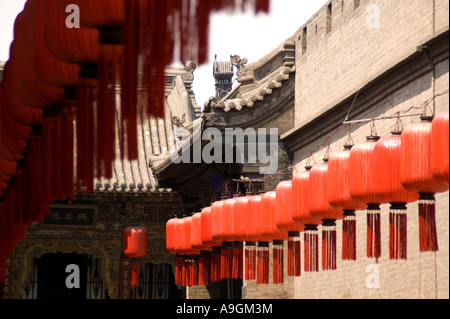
[37,253,88,300]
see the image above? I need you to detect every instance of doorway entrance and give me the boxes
[37,253,88,300]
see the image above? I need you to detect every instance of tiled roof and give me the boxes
[93,67,198,193]
[213,61,234,77]
[207,38,295,112]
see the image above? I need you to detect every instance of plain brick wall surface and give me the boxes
[294,0,448,129]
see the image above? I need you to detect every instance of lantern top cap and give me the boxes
[420,115,434,122]
[366,135,381,142]
[391,130,402,136]
[304,165,313,171]
[343,143,354,150]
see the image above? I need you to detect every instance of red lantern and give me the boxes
[431,111,449,185]
[166,218,176,255]
[350,135,387,260]
[231,195,253,280]
[275,181,304,277]
[309,160,344,271]
[123,227,147,287]
[191,212,210,286]
[222,197,238,280]
[328,145,367,261]
[210,198,237,280]
[292,167,322,272]
[245,195,264,281]
[171,218,184,286]
[261,191,288,284]
[200,207,221,283]
[180,216,200,287]
[401,118,449,252]
[374,133,420,260]
[123,227,147,259]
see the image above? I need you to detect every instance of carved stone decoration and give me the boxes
[172,114,187,128]
[231,55,252,78]
[183,62,197,83]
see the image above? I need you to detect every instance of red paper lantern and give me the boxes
[123,227,147,259]
[200,207,221,283]
[401,118,449,252]
[374,133,420,260]
[328,145,367,261]
[123,227,147,287]
[261,191,288,284]
[181,216,200,287]
[350,135,387,260]
[166,218,176,255]
[191,212,211,286]
[431,111,449,185]
[309,161,344,271]
[275,181,304,277]
[220,197,238,280]
[245,195,264,281]
[292,168,322,272]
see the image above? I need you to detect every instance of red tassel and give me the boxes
[211,247,221,282]
[256,0,270,13]
[287,233,301,277]
[175,256,182,285]
[97,45,119,176]
[343,211,356,261]
[76,87,95,193]
[131,263,140,286]
[367,205,381,261]
[257,242,269,285]
[322,221,337,271]
[232,243,243,279]
[245,242,256,280]
[62,107,74,201]
[187,258,199,287]
[304,226,319,272]
[273,241,284,284]
[419,194,438,252]
[389,204,408,260]
[220,243,233,280]
[199,253,210,286]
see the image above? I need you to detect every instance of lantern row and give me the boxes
[166,113,449,287]
[0,0,270,284]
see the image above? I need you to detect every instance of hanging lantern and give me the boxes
[275,180,304,277]
[200,207,221,283]
[431,111,449,185]
[170,218,184,286]
[309,160,344,271]
[261,191,288,285]
[191,212,211,286]
[401,118,449,252]
[123,227,147,286]
[180,216,201,287]
[292,167,322,272]
[374,133,420,260]
[166,217,177,255]
[221,197,239,280]
[350,135,387,260]
[245,195,265,281]
[210,199,228,280]
[328,145,367,261]
[232,195,252,280]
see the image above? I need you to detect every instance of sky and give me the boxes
[0,0,327,107]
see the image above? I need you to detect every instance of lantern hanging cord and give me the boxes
[343,89,449,125]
